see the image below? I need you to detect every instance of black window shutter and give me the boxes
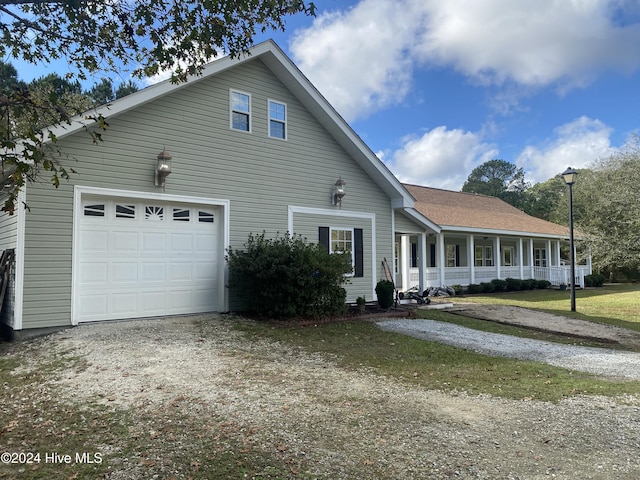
[319,227,329,253]
[455,245,460,267]
[354,228,363,277]
[429,244,436,267]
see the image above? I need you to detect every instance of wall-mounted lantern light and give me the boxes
[333,177,346,208]
[155,148,172,188]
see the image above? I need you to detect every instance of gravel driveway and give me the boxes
[18,315,640,478]
[376,319,640,380]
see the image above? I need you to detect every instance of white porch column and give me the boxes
[400,235,410,292]
[528,239,535,278]
[495,236,501,279]
[468,234,475,285]
[587,245,592,275]
[555,240,561,267]
[518,238,524,279]
[546,240,552,267]
[418,232,427,293]
[437,233,446,286]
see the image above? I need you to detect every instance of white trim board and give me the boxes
[288,205,377,297]
[71,185,231,325]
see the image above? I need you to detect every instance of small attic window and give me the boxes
[230,90,251,132]
[268,100,286,139]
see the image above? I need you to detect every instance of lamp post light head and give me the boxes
[562,166,578,186]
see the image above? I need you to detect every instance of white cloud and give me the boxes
[385,126,499,190]
[290,0,427,121]
[291,0,640,120]
[515,116,614,183]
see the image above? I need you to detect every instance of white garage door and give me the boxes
[76,197,221,322]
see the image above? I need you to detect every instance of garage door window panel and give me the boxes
[84,204,105,217]
[173,208,190,222]
[116,204,136,219]
[145,206,165,221]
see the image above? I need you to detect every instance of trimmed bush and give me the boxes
[480,282,495,293]
[585,273,606,287]
[521,278,537,290]
[536,279,551,289]
[505,277,522,291]
[227,232,351,319]
[491,279,507,292]
[466,283,482,294]
[375,280,395,309]
[452,284,464,296]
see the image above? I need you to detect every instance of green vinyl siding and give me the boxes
[394,211,428,234]
[19,56,396,328]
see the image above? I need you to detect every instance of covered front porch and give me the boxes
[394,232,592,293]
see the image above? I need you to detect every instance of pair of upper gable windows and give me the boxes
[230,90,287,140]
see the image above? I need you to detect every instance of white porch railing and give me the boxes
[406,264,591,289]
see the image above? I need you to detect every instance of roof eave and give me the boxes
[439,225,569,240]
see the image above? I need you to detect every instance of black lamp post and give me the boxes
[562,167,578,312]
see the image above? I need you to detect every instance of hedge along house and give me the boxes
[394,184,592,293]
[0,40,437,338]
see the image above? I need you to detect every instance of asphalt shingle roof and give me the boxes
[404,184,569,237]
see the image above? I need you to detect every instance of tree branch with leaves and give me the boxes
[0,0,315,213]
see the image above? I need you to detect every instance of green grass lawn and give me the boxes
[453,283,640,331]
[236,283,640,403]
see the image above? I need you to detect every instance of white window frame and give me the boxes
[474,245,494,266]
[230,89,251,132]
[474,245,483,267]
[268,99,287,140]
[330,227,355,275]
[503,247,515,266]
[534,248,547,267]
[446,244,457,267]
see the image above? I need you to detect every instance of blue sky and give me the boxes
[11,0,640,190]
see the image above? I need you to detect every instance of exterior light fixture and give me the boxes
[562,166,578,312]
[333,177,346,207]
[155,148,172,188]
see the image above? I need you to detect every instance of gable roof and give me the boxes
[41,40,415,210]
[404,183,569,239]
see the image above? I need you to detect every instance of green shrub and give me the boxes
[375,280,395,309]
[452,284,464,296]
[536,279,551,289]
[522,278,537,290]
[491,279,507,292]
[227,232,351,319]
[504,277,522,291]
[585,273,606,287]
[466,283,482,294]
[480,282,495,293]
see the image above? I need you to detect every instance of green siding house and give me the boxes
[0,40,430,337]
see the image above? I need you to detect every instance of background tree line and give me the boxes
[462,150,640,281]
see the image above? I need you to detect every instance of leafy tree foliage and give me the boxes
[575,140,640,274]
[227,232,351,319]
[0,0,316,213]
[115,80,139,99]
[461,159,530,208]
[521,175,567,223]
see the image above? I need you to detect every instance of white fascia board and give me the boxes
[440,225,568,240]
[400,207,441,234]
[261,42,414,208]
